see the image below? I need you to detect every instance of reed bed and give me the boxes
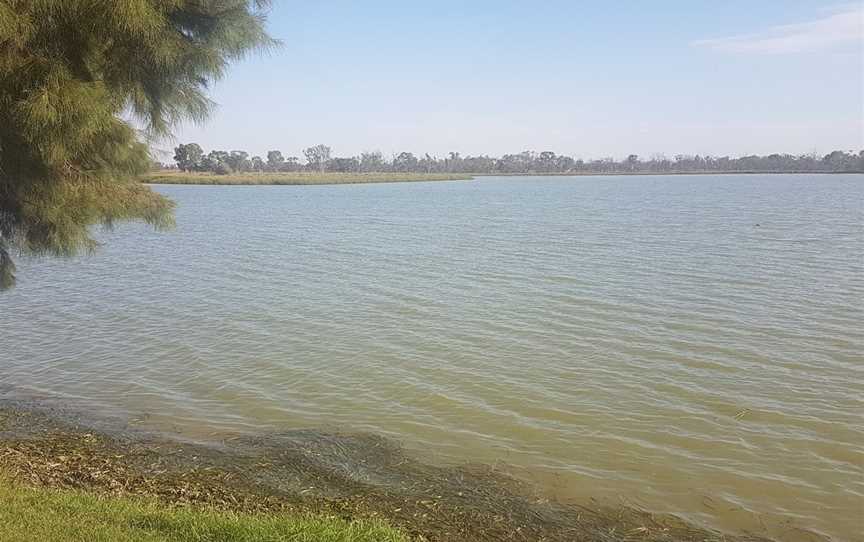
[144,171,473,185]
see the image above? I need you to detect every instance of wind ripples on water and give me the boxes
[2,174,862,541]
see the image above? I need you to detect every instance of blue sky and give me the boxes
[166,1,863,160]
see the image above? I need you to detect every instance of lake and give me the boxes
[2,174,862,541]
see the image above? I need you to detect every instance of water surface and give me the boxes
[2,175,862,540]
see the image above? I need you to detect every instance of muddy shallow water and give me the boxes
[0,400,778,542]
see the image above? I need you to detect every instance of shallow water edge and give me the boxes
[0,397,812,542]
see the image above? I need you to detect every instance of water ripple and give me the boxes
[2,174,862,541]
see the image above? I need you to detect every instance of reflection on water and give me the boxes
[2,174,862,541]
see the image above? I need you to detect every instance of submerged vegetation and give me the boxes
[0,404,781,542]
[146,171,472,185]
[0,0,274,290]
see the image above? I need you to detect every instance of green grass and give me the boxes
[0,478,408,542]
[144,171,472,185]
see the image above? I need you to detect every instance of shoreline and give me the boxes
[474,170,863,176]
[0,400,778,542]
[143,172,474,185]
[142,170,862,186]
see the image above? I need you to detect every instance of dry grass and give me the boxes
[144,171,473,185]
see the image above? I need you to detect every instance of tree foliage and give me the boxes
[0,0,274,289]
[174,143,204,172]
[303,145,331,173]
[171,143,864,176]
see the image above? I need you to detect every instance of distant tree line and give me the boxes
[172,144,864,175]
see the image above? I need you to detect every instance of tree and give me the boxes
[174,143,204,172]
[329,157,360,172]
[285,157,300,171]
[303,144,331,173]
[251,156,265,172]
[227,150,251,172]
[0,0,274,289]
[202,150,231,174]
[556,155,575,172]
[419,153,436,173]
[393,152,418,172]
[538,151,557,172]
[266,150,285,171]
[360,151,386,172]
[822,150,849,171]
[445,152,462,172]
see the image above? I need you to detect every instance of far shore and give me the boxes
[474,170,862,176]
[144,171,474,185]
[143,170,861,186]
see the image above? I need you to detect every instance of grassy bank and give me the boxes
[0,475,405,542]
[144,171,473,185]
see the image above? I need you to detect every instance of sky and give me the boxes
[165,1,864,161]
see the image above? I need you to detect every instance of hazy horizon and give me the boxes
[165,1,863,160]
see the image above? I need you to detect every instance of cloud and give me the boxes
[693,4,863,54]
